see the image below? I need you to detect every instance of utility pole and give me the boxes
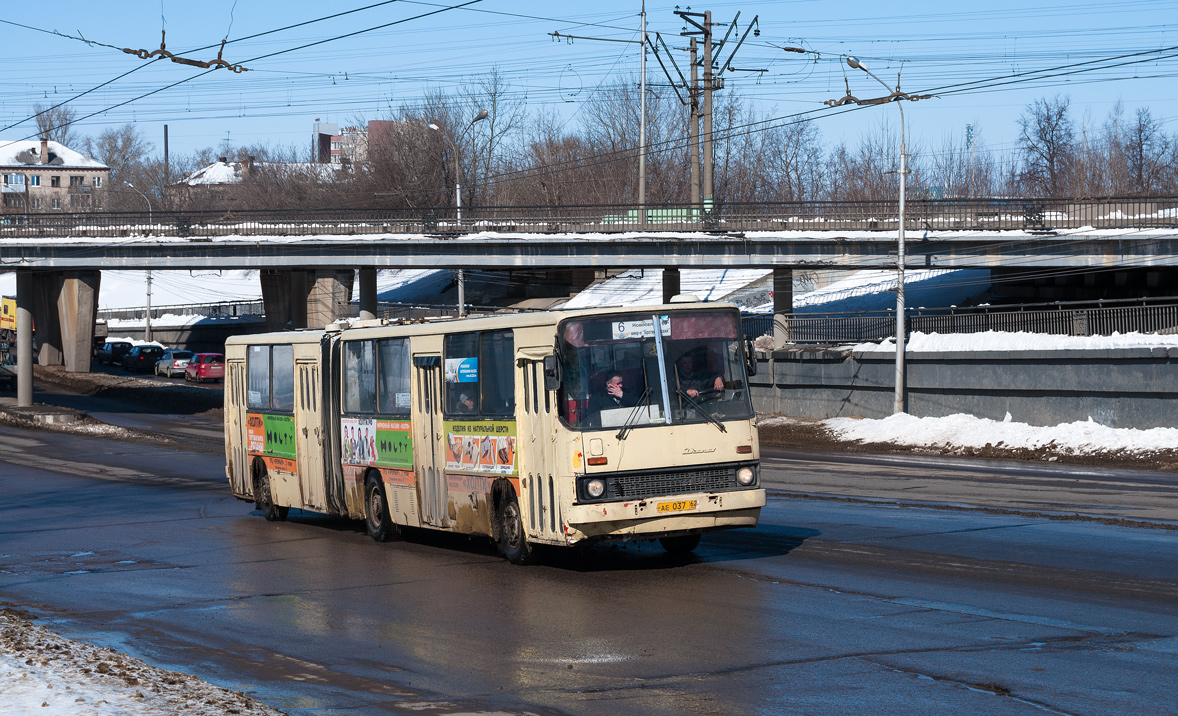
[689,37,700,206]
[145,271,153,343]
[638,1,647,225]
[702,10,714,213]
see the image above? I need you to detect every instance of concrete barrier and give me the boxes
[751,347,1178,430]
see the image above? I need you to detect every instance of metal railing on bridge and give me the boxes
[4,196,1178,238]
[743,295,1178,345]
[97,299,478,325]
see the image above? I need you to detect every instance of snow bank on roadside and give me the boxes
[853,330,1178,353]
[0,609,282,716]
[790,412,1178,456]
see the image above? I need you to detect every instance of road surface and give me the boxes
[1,420,1176,715]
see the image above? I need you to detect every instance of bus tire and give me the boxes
[498,495,533,565]
[364,473,397,542]
[659,534,700,555]
[256,466,288,522]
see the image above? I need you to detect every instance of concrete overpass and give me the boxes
[4,197,1178,407]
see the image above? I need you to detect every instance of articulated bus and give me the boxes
[224,300,765,563]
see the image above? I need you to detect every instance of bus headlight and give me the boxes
[736,467,755,486]
[587,479,605,498]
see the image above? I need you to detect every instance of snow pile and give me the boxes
[853,330,1178,353]
[818,412,1178,456]
[0,609,282,716]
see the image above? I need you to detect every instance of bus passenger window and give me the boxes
[247,346,270,409]
[344,340,376,414]
[377,338,411,416]
[480,331,515,417]
[272,344,295,411]
[444,333,480,415]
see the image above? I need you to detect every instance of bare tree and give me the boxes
[81,125,153,185]
[32,103,80,147]
[1017,95,1074,196]
[1126,107,1174,195]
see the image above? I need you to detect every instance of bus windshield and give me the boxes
[558,310,753,430]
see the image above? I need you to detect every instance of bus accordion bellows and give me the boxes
[224,301,765,564]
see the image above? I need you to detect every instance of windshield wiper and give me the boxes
[616,387,653,441]
[675,389,727,433]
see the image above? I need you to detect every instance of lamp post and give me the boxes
[429,110,488,318]
[847,56,907,415]
[124,181,154,341]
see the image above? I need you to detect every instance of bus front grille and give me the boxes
[610,467,733,499]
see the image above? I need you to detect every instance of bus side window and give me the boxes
[444,333,480,415]
[247,346,270,409]
[480,331,514,417]
[377,338,411,416]
[344,340,376,414]
[272,345,295,412]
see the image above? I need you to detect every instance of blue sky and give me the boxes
[3,0,1176,161]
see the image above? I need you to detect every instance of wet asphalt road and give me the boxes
[2,420,1178,715]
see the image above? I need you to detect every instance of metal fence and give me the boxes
[4,196,1178,238]
[98,299,475,324]
[744,296,1178,344]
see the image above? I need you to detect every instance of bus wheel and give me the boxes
[659,534,700,555]
[364,474,397,542]
[499,496,533,565]
[256,468,288,522]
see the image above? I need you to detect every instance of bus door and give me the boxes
[412,354,448,527]
[226,359,250,497]
[295,359,325,511]
[517,351,560,540]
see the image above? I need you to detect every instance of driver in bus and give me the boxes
[674,351,724,399]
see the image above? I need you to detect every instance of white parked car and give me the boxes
[155,349,194,378]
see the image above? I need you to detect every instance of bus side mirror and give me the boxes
[745,337,758,376]
[543,354,562,391]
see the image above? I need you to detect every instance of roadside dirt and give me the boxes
[758,415,1178,474]
[32,365,223,420]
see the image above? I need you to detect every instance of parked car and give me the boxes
[122,345,165,373]
[155,349,193,378]
[185,353,225,383]
[95,340,133,366]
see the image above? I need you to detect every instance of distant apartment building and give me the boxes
[0,138,108,213]
[311,122,367,165]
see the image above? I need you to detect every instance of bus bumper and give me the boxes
[561,488,766,545]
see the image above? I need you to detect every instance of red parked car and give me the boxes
[185,353,225,383]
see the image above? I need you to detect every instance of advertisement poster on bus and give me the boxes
[340,417,413,469]
[246,412,297,471]
[444,357,478,383]
[443,420,517,476]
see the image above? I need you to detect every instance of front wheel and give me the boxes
[659,534,700,555]
[364,474,398,542]
[499,495,534,565]
[256,467,288,522]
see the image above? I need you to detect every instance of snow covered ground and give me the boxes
[760,413,1178,457]
[0,609,282,716]
[853,330,1178,352]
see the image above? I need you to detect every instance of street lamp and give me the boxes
[124,180,154,341]
[429,109,489,318]
[844,56,914,415]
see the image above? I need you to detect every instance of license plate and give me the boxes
[657,499,698,514]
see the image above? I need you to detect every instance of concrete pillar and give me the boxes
[772,268,794,350]
[16,272,33,406]
[290,271,309,329]
[358,268,377,320]
[30,272,63,366]
[58,271,100,372]
[662,268,681,304]
[260,270,293,329]
[307,269,354,328]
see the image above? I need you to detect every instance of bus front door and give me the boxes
[413,354,448,527]
[226,359,250,497]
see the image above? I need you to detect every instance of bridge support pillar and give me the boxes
[358,268,377,320]
[261,269,355,329]
[772,268,793,350]
[662,268,681,304]
[27,270,100,372]
[16,272,34,406]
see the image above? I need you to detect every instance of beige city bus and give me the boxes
[224,300,765,563]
